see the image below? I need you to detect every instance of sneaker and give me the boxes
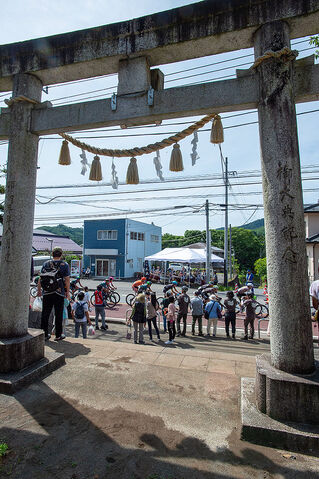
[212,334,216,337]
[139,341,145,345]
[176,333,181,337]
[134,340,138,344]
[248,336,254,340]
[232,334,235,339]
[243,335,248,340]
[96,325,100,330]
[45,334,51,341]
[54,335,65,342]
[198,332,204,336]
[165,340,172,345]
[100,326,107,330]
[226,333,230,338]
[192,332,195,336]
[206,334,211,337]
[105,324,108,329]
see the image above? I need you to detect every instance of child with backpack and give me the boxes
[72,291,92,338]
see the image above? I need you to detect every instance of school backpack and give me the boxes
[74,301,85,319]
[40,261,63,293]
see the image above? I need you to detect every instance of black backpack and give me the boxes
[40,261,63,293]
[74,301,85,319]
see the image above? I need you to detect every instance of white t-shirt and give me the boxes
[72,300,88,323]
[310,280,319,300]
[83,292,91,304]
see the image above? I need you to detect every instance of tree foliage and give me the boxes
[310,35,319,59]
[254,257,267,282]
[163,227,265,273]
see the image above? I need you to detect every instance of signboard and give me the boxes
[71,259,81,277]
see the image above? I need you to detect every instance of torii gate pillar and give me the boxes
[242,20,319,451]
[0,74,64,394]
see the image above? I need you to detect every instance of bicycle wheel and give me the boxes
[126,293,135,306]
[261,304,269,318]
[254,303,263,318]
[90,293,96,306]
[30,286,37,298]
[105,294,116,309]
[111,291,120,304]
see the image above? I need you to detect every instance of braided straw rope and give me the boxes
[59,113,217,158]
[252,47,298,70]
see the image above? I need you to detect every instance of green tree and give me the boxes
[181,229,205,246]
[162,233,183,249]
[230,228,263,271]
[254,257,267,284]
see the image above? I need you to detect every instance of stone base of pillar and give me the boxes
[241,354,319,454]
[241,378,319,455]
[0,329,65,394]
[256,354,319,424]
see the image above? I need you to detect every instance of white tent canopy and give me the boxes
[145,247,224,264]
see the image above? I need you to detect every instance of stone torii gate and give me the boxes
[0,0,319,449]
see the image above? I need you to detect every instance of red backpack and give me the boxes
[94,290,104,306]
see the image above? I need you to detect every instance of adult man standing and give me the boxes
[176,286,190,337]
[191,290,203,336]
[37,247,70,341]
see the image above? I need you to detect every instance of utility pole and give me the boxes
[205,199,211,283]
[224,156,228,286]
[229,224,232,280]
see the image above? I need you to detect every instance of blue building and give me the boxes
[83,219,162,278]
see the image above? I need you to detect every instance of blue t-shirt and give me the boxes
[41,260,70,296]
[205,300,221,319]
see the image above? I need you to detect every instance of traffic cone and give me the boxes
[263,282,267,295]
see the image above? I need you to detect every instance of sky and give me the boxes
[0,0,318,236]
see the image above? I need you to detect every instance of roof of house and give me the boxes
[304,203,319,213]
[0,226,82,253]
[307,233,319,243]
[32,235,82,254]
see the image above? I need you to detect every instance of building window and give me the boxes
[151,235,159,243]
[130,231,144,241]
[97,230,118,240]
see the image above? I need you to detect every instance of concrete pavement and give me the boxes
[1,330,319,478]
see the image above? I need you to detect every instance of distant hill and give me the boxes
[36,224,83,245]
[239,218,265,234]
[217,218,265,234]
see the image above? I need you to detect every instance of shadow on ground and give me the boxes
[0,381,317,479]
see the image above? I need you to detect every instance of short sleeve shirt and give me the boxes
[310,280,319,300]
[41,260,70,296]
[72,301,88,322]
